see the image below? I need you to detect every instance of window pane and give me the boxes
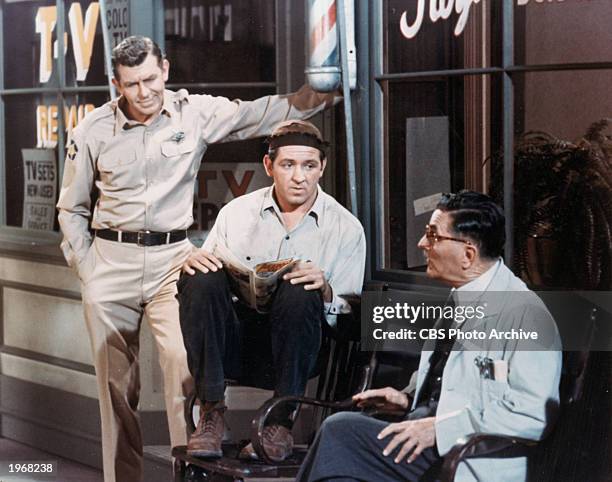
[187,87,275,237]
[63,0,109,87]
[179,86,275,166]
[4,91,110,230]
[503,70,612,290]
[164,0,275,83]
[514,70,612,141]
[381,75,502,270]
[5,94,58,229]
[514,0,612,66]
[4,0,57,89]
[384,0,502,74]
[3,1,110,90]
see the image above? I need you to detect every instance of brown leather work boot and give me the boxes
[186,405,226,458]
[238,425,294,462]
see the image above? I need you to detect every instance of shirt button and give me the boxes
[435,376,442,382]
[285,235,290,240]
[246,256,251,261]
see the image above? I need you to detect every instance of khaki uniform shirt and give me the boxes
[202,186,366,326]
[57,87,336,270]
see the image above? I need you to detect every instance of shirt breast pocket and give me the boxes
[97,150,138,188]
[160,138,198,176]
[161,139,197,157]
[98,150,137,170]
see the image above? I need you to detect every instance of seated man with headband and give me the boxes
[178,120,366,461]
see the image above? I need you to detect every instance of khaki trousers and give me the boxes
[79,236,194,482]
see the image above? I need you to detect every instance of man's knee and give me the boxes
[319,412,365,439]
[158,340,189,371]
[275,280,323,312]
[178,269,228,299]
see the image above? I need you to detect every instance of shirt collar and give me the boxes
[162,88,189,114]
[260,184,324,226]
[309,185,325,224]
[113,90,180,132]
[452,258,502,304]
[260,186,276,215]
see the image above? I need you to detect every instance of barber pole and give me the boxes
[305,0,341,92]
[306,0,358,216]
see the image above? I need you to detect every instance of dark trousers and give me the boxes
[178,270,323,424]
[295,412,440,482]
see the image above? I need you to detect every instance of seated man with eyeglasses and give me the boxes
[295,190,562,482]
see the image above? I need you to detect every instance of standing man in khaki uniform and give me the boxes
[56,36,338,482]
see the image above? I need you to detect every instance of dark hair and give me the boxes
[436,190,505,259]
[111,36,164,79]
[267,120,326,162]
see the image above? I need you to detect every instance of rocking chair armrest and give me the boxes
[439,433,538,482]
[250,395,356,465]
[343,294,362,317]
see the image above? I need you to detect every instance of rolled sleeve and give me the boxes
[324,228,366,327]
[324,292,352,316]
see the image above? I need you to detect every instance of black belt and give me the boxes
[95,229,188,247]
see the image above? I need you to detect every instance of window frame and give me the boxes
[0,0,283,256]
[0,0,110,249]
[367,0,612,287]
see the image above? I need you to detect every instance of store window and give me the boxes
[62,0,107,87]
[377,0,502,272]
[492,69,612,290]
[373,0,612,291]
[384,0,501,73]
[514,0,612,66]
[1,0,278,238]
[164,0,275,84]
[1,0,111,232]
[163,1,277,238]
[4,0,57,89]
[381,76,502,271]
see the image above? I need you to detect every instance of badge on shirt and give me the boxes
[67,140,78,160]
[170,131,185,143]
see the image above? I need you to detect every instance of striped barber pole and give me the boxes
[308,0,338,69]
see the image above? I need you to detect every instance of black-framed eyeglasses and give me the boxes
[424,225,472,245]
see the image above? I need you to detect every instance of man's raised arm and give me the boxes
[194,84,341,144]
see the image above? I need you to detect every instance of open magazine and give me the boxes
[213,243,299,313]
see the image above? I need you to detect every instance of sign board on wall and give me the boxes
[194,162,271,234]
[400,0,571,40]
[22,149,57,231]
[105,0,129,48]
[405,116,451,268]
[34,2,127,149]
